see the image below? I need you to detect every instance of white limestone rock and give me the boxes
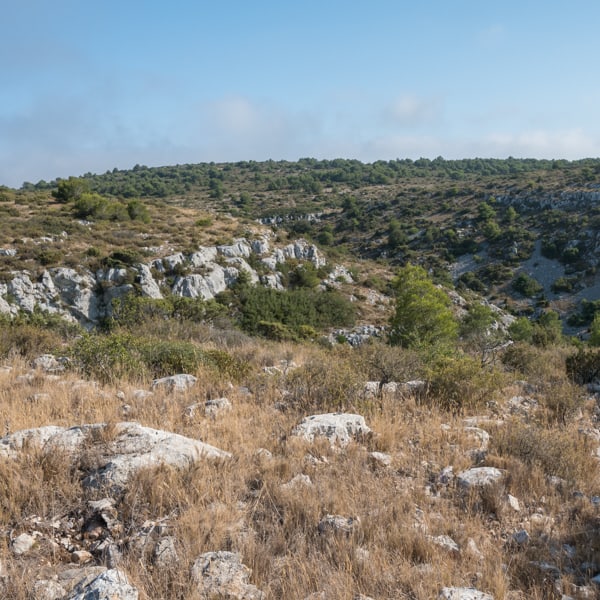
[189,246,218,267]
[65,568,138,600]
[51,268,99,323]
[439,588,493,600]
[217,240,252,258]
[292,413,373,447]
[12,532,37,555]
[191,551,264,599]
[318,514,361,536]
[172,265,238,300]
[151,373,197,392]
[250,237,270,255]
[135,263,163,299]
[0,425,66,459]
[457,467,504,489]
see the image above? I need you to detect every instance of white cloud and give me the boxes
[382,94,442,127]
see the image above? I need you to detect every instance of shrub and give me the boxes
[285,349,363,412]
[138,340,204,378]
[512,273,543,297]
[426,354,504,412]
[566,348,600,384]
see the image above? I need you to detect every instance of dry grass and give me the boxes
[0,342,599,599]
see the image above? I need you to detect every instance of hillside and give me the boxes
[9,157,600,332]
[1,159,600,599]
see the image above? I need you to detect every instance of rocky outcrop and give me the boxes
[0,236,330,325]
[0,422,231,489]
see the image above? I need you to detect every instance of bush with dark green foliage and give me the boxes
[225,283,355,339]
[512,273,543,297]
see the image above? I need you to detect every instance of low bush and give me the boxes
[426,354,505,412]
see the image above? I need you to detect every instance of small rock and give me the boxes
[506,494,521,512]
[72,550,93,564]
[191,551,264,599]
[205,397,233,417]
[65,568,138,600]
[153,536,178,568]
[429,534,460,554]
[439,588,494,600]
[512,529,530,545]
[12,532,36,555]
[281,474,313,491]
[318,514,361,537]
[368,451,392,467]
[466,538,484,561]
[33,579,67,600]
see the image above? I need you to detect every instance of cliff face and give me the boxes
[0,237,328,327]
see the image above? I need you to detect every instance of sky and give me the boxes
[2,0,600,187]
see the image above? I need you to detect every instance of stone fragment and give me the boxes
[191,551,264,599]
[439,588,494,599]
[153,536,178,568]
[318,514,361,536]
[12,532,36,555]
[512,529,530,545]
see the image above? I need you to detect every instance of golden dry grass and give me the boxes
[0,342,599,599]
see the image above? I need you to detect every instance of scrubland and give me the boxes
[0,326,599,599]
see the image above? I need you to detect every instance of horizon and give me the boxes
[3,1,600,188]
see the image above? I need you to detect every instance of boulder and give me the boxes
[51,268,99,324]
[12,532,37,555]
[189,246,218,267]
[135,264,163,299]
[1,422,230,490]
[151,374,197,392]
[0,425,66,459]
[217,240,252,259]
[292,413,372,447]
[457,467,504,489]
[171,266,238,300]
[65,568,138,600]
[191,551,264,599]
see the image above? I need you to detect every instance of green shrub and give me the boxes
[512,273,543,297]
[71,332,146,384]
[138,340,203,378]
[426,354,504,411]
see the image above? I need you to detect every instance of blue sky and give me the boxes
[2,0,600,187]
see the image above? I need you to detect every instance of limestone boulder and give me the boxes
[191,551,264,599]
[457,467,504,489]
[292,413,372,447]
[65,568,138,600]
[135,263,163,299]
[151,374,197,392]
